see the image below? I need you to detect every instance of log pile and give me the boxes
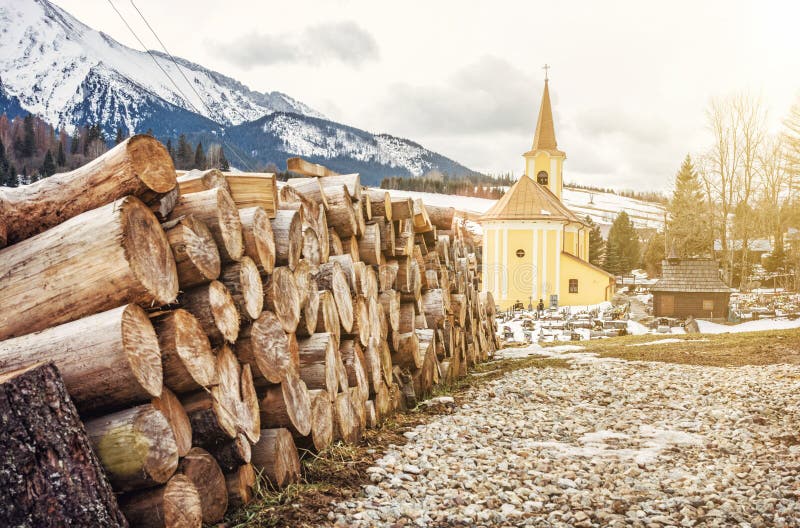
[0,142,498,527]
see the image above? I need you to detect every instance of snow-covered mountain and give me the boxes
[0,0,475,177]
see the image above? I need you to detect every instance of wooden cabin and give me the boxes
[651,257,731,319]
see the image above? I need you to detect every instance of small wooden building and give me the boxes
[651,257,731,319]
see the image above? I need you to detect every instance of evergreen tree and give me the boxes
[667,155,711,257]
[56,141,66,166]
[0,138,13,187]
[176,134,193,170]
[115,126,125,144]
[70,129,79,155]
[642,231,666,277]
[194,142,206,170]
[218,147,230,171]
[41,150,56,177]
[604,211,640,275]
[585,215,605,267]
[22,114,35,157]
[165,138,175,163]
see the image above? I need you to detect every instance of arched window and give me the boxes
[537,171,549,185]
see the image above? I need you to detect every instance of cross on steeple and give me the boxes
[542,63,550,81]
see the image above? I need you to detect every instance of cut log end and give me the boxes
[120,473,202,528]
[128,135,181,194]
[208,280,241,344]
[122,304,164,400]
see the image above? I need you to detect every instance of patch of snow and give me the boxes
[627,320,649,335]
[696,318,800,334]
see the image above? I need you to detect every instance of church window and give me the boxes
[569,279,578,293]
[537,171,549,185]
[515,249,525,258]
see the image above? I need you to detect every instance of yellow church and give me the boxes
[480,76,615,310]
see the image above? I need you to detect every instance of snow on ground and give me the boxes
[696,317,800,334]
[626,320,650,335]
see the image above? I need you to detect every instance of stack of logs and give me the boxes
[0,138,499,528]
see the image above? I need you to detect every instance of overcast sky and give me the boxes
[53,0,800,190]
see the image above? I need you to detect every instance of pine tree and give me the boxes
[604,211,640,275]
[41,150,56,177]
[0,138,12,187]
[165,138,175,163]
[176,135,193,170]
[218,146,230,171]
[22,114,35,158]
[667,155,711,257]
[642,231,666,277]
[115,126,125,145]
[70,129,79,155]
[194,142,206,170]
[56,141,66,166]
[585,215,605,267]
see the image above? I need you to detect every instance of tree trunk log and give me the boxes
[319,173,361,200]
[325,185,358,238]
[258,373,312,437]
[239,206,275,274]
[314,261,354,332]
[263,266,301,333]
[333,390,360,444]
[118,473,201,528]
[364,399,377,429]
[0,196,178,340]
[0,135,176,245]
[180,280,240,345]
[235,310,297,384]
[367,190,393,221]
[151,309,217,394]
[0,363,128,528]
[344,295,370,347]
[425,204,455,230]
[251,428,301,488]
[362,337,384,396]
[285,177,329,209]
[422,289,448,329]
[225,464,256,509]
[315,290,341,344]
[176,168,231,195]
[298,284,320,337]
[0,304,162,415]
[238,363,262,444]
[171,187,244,263]
[297,333,339,397]
[164,215,220,289]
[339,339,369,402]
[390,197,414,220]
[379,290,401,333]
[302,227,322,267]
[270,209,303,270]
[181,387,237,447]
[176,447,228,524]
[151,387,192,458]
[84,404,179,492]
[225,173,279,218]
[392,332,421,370]
[219,256,263,320]
[328,227,343,256]
[294,389,333,453]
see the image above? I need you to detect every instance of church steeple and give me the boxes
[523,70,566,201]
[532,79,558,152]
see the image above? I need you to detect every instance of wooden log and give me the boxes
[325,185,358,238]
[239,206,276,274]
[204,434,252,474]
[339,339,369,402]
[328,227,344,255]
[0,196,178,340]
[294,389,333,453]
[225,464,256,509]
[341,235,360,262]
[379,260,399,292]
[238,363,262,444]
[225,172,279,218]
[258,373,312,437]
[316,206,331,262]
[425,204,455,230]
[176,447,228,524]
[171,187,243,263]
[319,173,361,200]
[345,295,370,347]
[213,345,260,445]
[177,168,231,195]
[451,293,467,327]
[219,256,263,320]
[398,302,416,334]
[358,222,382,265]
[0,304,162,415]
[287,157,338,177]
[362,191,372,221]
[298,284,320,337]
[302,226,322,266]
[362,337,384,395]
[367,189,392,222]
[315,290,341,344]
[0,363,128,527]
[297,333,338,397]
[251,428,301,487]
[85,404,179,492]
[422,289,448,329]
[353,199,367,237]
[293,252,312,311]
[364,399,377,429]
[375,216,395,255]
[0,135,176,245]
[333,390,360,444]
[150,185,179,222]
[329,254,357,294]
[235,311,297,384]
[181,387,237,446]
[392,331,422,370]
[152,387,192,458]
[263,266,301,333]
[349,386,367,434]
[180,281,240,345]
[390,196,414,220]
[151,309,217,394]
[285,177,329,209]
[119,473,201,528]
[314,261,354,333]
[164,215,221,289]
[333,342,349,394]
[379,290,401,333]
[270,209,303,270]
[373,381,392,420]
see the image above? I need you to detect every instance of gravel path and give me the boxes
[330,347,800,527]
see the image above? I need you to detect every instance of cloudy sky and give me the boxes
[54,0,800,190]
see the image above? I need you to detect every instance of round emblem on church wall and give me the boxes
[516,249,526,258]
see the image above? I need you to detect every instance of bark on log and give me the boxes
[239,206,276,274]
[251,428,301,488]
[180,280,240,345]
[225,464,256,509]
[392,332,422,370]
[270,209,303,270]
[367,189,393,222]
[0,135,176,245]
[0,304,162,415]
[177,169,231,195]
[0,363,128,528]
[118,473,201,528]
[314,261,354,333]
[181,387,237,446]
[315,290,341,344]
[151,309,217,394]
[258,373,312,437]
[171,187,244,263]
[207,434,251,474]
[375,216,395,255]
[235,310,297,384]
[285,177,329,209]
[150,185,179,222]
[297,333,338,397]
[325,185,358,238]
[176,447,228,524]
[294,389,333,453]
[0,196,178,340]
[164,215,221,289]
[85,404,179,492]
[220,256,264,320]
[319,173,361,200]
[263,266,301,333]
[151,387,192,458]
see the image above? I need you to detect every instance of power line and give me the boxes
[104,0,254,171]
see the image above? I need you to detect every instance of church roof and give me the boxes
[524,79,565,157]
[479,175,581,222]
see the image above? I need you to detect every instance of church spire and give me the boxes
[532,77,558,152]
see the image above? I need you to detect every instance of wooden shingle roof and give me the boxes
[651,258,731,293]
[479,175,580,222]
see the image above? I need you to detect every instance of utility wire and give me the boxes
[104,0,254,171]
